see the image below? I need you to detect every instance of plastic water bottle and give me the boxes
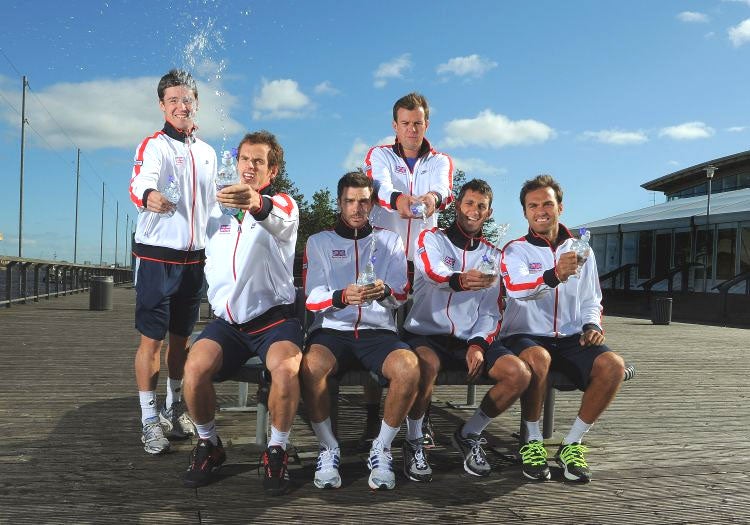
[159,174,180,217]
[356,256,377,307]
[216,150,240,215]
[571,228,591,276]
[411,202,426,219]
[478,253,498,276]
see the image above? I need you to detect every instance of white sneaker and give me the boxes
[367,439,395,490]
[313,446,342,489]
[159,401,195,439]
[142,417,170,455]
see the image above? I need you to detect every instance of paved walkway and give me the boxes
[1,287,748,524]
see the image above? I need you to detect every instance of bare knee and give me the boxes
[489,355,531,393]
[519,345,550,377]
[267,342,302,384]
[383,349,420,386]
[591,352,625,385]
[301,345,335,383]
[184,341,222,383]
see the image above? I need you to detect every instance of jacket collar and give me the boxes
[525,223,574,249]
[392,137,433,160]
[445,221,483,251]
[334,217,373,240]
[162,120,197,143]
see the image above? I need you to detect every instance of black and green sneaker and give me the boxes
[555,443,591,482]
[519,440,551,480]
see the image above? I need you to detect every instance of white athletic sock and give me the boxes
[195,420,218,445]
[311,418,339,450]
[524,419,544,442]
[461,408,493,437]
[165,377,182,407]
[563,416,592,445]
[406,416,424,441]
[375,420,400,450]
[139,391,158,424]
[269,426,290,450]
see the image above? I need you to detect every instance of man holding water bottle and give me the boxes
[129,69,252,456]
[499,174,625,482]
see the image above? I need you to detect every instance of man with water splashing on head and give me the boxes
[499,174,625,483]
[128,69,253,457]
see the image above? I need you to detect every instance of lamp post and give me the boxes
[704,165,717,292]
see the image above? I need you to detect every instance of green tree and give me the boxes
[438,168,501,244]
[298,188,337,252]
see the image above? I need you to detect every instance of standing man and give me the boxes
[404,179,530,478]
[302,170,418,490]
[500,174,625,482]
[128,69,253,454]
[363,92,454,445]
[181,131,302,496]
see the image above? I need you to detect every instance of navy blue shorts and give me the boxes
[194,317,303,382]
[403,330,514,377]
[135,259,204,340]
[501,334,612,390]
[306,329,412,386]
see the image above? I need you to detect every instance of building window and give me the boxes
[740,226,750,274]
[694,228,714,281]
[654,232,672,277]
[739,173,750,190]
[637,231,653,279]
[674,231,692,267]
[716,227,737,280]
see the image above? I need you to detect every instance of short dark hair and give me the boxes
[392,92,430,121]
[519,174,563,208]
[157,69,198,101]
[457,178,493,207]
[236,130,285,171]
[337,169,373,200]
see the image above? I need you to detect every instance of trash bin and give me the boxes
[89,275,114,311]
[651,297,672,325]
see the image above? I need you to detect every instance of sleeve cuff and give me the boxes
[582,323,602,333]
[377,284,392,301]
[251,195,273,221]
[467,337,489,353]
[332,290,347,309]
[142,188,155,208]
[431,191,443,208]
[390,192,404,210]
[449,272,465,292]
[543,268,561,288]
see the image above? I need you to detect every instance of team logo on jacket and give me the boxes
[528,262,543,272]
[332,249,346,258]
[395,165,406,174]
[134,160,143,166]
[443,256,456,268]
[219,224,231,234]
[175,157,185,166]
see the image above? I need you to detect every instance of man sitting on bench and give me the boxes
[404,178,530,478]
[499,174,625,482]
[302,170,417,491]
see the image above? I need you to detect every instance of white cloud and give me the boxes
[452,156,507,177]
[677,11,709,23]
[658,121,715,140]
[0,75,242,150]
[580,129,648,145]
[729,18,750,46]
[314,81,340,96]
[667,160,680,166]
[342,136,394,170]
[443,110,555,149]
[252,78,312,119]
[727,125,747,132]
[373,54,412,88]
[436,54,497,78]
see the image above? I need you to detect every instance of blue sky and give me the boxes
[2,0,750,263]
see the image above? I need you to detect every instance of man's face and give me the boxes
[392,106,429,154]
[338,186,373,230]
[237,142,278,191]
[456,189,492,237]
[523,187,563,237]
[160,85,197,132]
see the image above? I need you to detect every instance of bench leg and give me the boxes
[446,384,479,409]
[256,383,270,446]
[542,387,556,440]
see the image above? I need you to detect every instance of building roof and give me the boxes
[641,150,750,192]
[581,188,750,234]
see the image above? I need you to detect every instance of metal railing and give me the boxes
[0,255,133,308]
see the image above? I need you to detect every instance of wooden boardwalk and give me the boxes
[1,287,748,524]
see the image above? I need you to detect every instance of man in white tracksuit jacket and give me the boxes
[302,170,420,491]
[403,179,531,478]
[500,174,625,483]
[181,131,302,497]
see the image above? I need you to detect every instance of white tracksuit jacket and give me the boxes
[304,220,409,334]
[204,187,298,326]
[499,225,603,338]
[404,222,502,352]
[129,122,217,263]
[365,138,453,261]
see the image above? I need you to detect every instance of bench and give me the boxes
[224,353,636,446]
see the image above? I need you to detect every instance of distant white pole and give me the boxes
[74,148,80,263]
[704,165,716,292]
[99,183,105,266]
[114,201,119,267]
[18,76,27,258]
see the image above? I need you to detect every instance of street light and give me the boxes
[704,165,717,292]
